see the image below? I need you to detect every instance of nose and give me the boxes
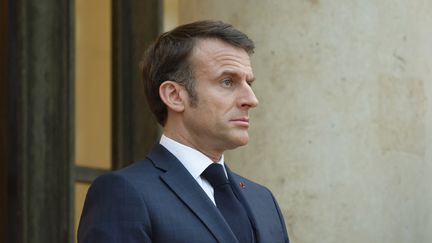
[239,82,259,109]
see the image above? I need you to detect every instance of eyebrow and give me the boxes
[219,70,255,83]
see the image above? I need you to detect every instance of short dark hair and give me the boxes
[141,20,255,125]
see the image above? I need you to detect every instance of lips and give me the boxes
[230,117,250,127]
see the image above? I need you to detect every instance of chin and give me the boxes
[229,135,249,148]
[221,130,250,149]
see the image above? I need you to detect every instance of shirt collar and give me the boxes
[160,134,225,179]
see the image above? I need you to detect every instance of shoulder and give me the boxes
[81,158,162,223]
[89,158,162,196]
[229,171,281,206]
[229,171,283,214]
[230,172,272,193]
[78,160,154,242]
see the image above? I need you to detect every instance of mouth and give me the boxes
[230,117,250,127]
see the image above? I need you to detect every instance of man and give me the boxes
[78,20,289,243]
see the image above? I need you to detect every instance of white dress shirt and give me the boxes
[159,134,227,205]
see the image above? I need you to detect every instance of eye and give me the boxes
[221,79,233,88]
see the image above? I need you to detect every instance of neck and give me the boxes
[163,130,223,162]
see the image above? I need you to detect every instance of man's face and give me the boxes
[181,38,259,155]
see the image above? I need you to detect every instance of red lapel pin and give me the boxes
[239,182,246,188]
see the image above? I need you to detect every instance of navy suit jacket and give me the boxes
[78,144,289,243]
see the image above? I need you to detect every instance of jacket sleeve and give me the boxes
[77,173,152,243]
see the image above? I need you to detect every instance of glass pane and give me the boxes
[74,182,90,242]
[75,0,112,169]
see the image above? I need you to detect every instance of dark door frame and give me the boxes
[2,0,161,242]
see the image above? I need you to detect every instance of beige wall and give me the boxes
[74,0,111,241]
[176,1,432,242]
[75,0,112,169]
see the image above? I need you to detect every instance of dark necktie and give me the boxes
[202,163,253,243]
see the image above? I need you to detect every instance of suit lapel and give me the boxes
[147,145,239,243]
[225,164,261,243]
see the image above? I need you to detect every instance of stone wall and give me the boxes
[177,1,432,242]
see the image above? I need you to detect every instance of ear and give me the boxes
[159,81,186,112]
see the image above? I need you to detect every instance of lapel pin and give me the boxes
[239,182,246,188]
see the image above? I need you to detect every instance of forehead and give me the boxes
[190,38,253,76]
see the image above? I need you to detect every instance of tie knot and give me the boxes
[202,163,228,187]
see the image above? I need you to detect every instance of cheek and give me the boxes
[195,96,234,122]
[208,98,234,113]
[208,104,232,124]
